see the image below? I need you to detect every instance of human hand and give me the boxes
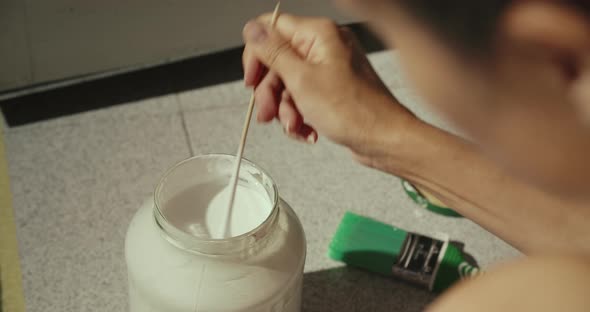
[242,14,415,156]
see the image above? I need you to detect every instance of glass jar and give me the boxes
[125,154,306,311]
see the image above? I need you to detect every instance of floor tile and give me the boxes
[5,109,189,312]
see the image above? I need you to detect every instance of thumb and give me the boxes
[243,21,308,86]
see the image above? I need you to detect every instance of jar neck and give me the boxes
[154,201,279,256]
[152,154,280,256]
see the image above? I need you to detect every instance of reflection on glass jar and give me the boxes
[125,154,307,311]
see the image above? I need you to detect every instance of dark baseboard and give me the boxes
[0,23,385,127]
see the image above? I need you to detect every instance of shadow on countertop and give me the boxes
[303,266,436,312]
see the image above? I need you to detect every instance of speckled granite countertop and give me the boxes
[4,51,520,312]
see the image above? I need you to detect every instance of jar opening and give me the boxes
[154,154,279,255]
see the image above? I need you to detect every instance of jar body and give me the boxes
[125,155,306,312]
[126,199,305,312]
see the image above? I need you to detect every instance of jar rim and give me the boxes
[153,153,279,255]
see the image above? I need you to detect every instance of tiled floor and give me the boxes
[3,51,520,312]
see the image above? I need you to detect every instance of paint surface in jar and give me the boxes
[163,177,273,239]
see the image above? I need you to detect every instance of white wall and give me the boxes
[0,0,351,93]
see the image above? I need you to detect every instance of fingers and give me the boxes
[242,14,325,145]
[278,90,303,133]
[256,13,305,38]
[278,91,318,144]
[286,123,318,144]
[243,21,308,88]
[243,13,305,87]
[243,47,264,87]
[254,72,282,122]
[298,124,318,144]
[256,13,339,39]
[242,14,342,88]
[285,123,317,144]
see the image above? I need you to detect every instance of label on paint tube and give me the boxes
[392,233,447,290]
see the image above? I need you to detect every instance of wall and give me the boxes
[0,0,351,93]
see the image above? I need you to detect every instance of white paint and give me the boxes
[209,183,272,238]
[163,177,272,239]
[125,158,306,312]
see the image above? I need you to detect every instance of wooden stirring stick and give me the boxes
[219,2,281,239]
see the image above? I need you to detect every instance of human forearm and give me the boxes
[363,116,590,255]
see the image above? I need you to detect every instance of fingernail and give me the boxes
[244,21,267,43]
[307,133,317,144]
